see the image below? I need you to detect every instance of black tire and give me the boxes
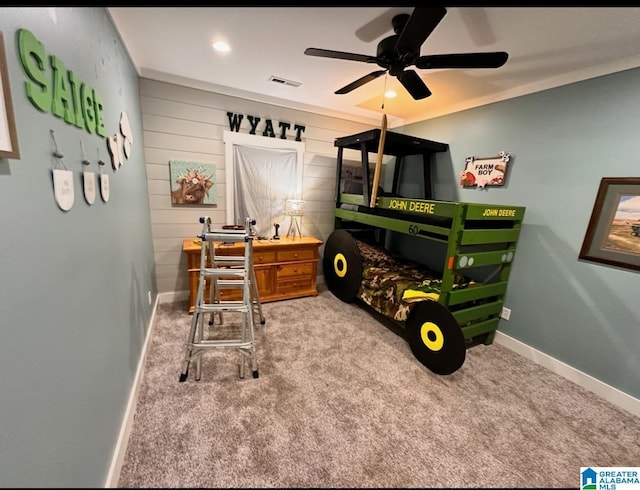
[405,300,466,375]
[323,229,363,303]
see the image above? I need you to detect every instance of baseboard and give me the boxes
[494,331,640,418]
[158,290,188,304]
[104,296,159,488]
[159,282,324,304]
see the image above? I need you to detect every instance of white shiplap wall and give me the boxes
[139,78,375,297]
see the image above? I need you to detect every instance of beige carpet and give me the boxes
[117,287,640,488]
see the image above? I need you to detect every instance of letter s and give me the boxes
[17,29,51,112]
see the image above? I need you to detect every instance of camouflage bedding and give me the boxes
[355,239,471,322]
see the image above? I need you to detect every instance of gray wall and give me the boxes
[139,78,374,296]
[398,69,640,401]
[0,8,156,487]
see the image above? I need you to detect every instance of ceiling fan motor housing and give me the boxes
[376,35,419,75]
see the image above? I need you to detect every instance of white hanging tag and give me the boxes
[100,173,110,202]
[52,168,75,211]
[83,171,96,205]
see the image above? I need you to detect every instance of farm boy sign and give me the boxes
[460,151,511,189]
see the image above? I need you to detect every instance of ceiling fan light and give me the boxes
[385,90,397,98]
[212,40,231,53]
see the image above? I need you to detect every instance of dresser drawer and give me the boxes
[218,288,242,301]
[277,262,315,278]
[253,251,277,264]
[277,248,316,262]
[216,245,277,264]
[276,276,314,294]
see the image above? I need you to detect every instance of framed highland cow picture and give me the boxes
[169,160,217,206]
[579,177,640,272]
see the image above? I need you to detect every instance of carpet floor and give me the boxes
[117,287,640,488]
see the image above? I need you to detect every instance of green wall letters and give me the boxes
[17,28,106,137]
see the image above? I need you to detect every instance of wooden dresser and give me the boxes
[182,236,323,313]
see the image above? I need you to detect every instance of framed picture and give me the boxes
[0,32,20,159]
[579,177,640,272]
[169,160,217,205]
[460,151,510,188]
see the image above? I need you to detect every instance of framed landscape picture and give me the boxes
[579,177,640,272]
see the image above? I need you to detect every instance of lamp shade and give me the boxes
[285,199,305,216]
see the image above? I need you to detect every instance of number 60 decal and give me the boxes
[408,224,420,235]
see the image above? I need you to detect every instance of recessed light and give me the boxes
[385,90,397,98]
[212,40,230,53]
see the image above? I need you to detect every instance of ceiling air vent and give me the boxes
[268,76,302,88]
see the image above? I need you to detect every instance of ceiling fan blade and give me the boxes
[395,7,447,54]
[459,8,496,47]
[304,47,376,64]
[335,70,387,95]
[396,70,431,100]
[355,8,407,42]
[415,52,509,70]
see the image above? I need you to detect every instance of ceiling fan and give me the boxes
[304,7,508,100]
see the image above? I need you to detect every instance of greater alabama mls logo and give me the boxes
[581,467,640,490]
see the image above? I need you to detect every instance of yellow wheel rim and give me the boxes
[420,322,444,351]
[334,253,347,278]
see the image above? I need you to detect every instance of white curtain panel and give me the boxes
[233,144,299,237]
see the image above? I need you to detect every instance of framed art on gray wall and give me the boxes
[579,177,640,272]
[0,32,20,159]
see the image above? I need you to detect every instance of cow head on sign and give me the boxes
[172,169,214,204]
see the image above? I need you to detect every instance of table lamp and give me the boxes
[285,199,304,238]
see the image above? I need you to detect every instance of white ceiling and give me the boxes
[108,6,640,128]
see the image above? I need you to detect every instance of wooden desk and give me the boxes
[182,236,323,313]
